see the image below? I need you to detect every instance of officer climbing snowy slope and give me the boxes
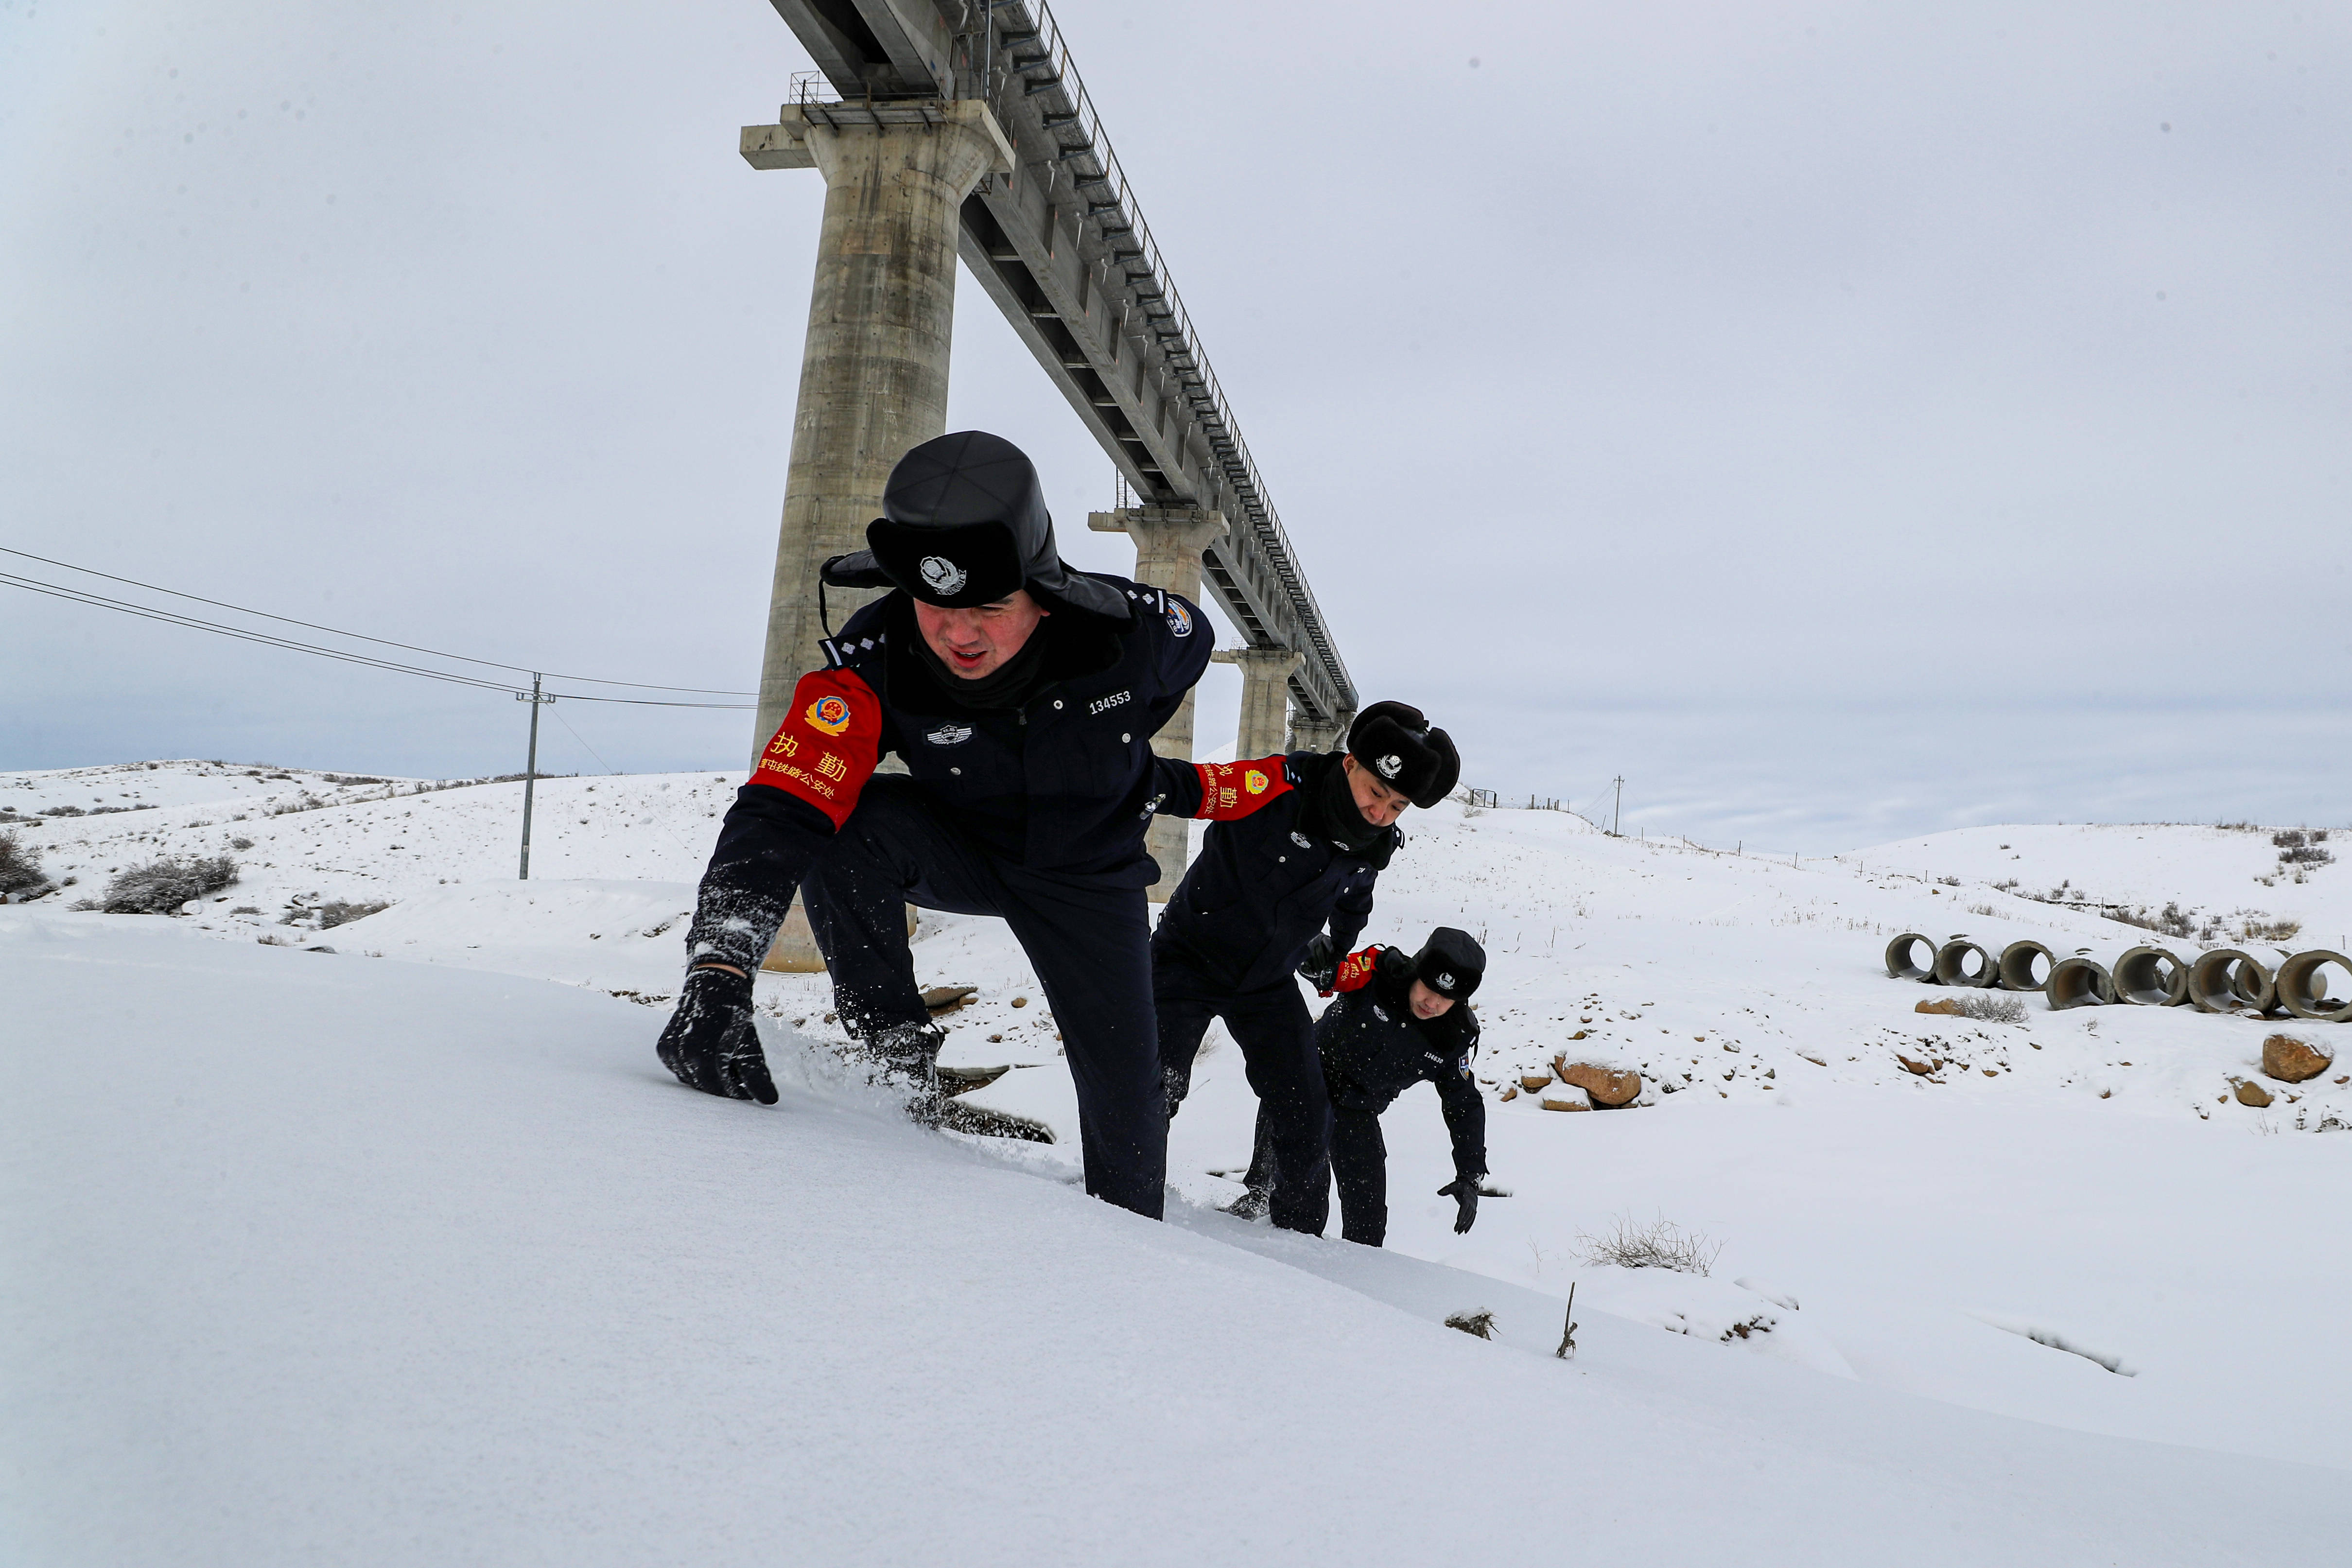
[1302,926,1489,1247]
[652,430,1285,1220]
[1154,702,1459,1233]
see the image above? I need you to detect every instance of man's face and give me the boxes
[913,590,1047,679]
[1341,752,1411,828]
[1408,979,1455,1020]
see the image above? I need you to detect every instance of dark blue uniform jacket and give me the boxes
[688,576,1212,970]
[1316,946,1488,1179]
[1152,750,1397,993]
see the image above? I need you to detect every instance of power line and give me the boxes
[3,573,520,694]
[0,571,753,710]
[0,543,756,697]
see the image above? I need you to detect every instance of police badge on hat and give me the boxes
[919,556,967,596]
[1436,971,1456,989]
[1376,754,1403,780]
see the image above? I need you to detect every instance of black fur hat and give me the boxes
[1411,926,1486,1001]
[1345,700,1460,810]
[821,431,1130,620]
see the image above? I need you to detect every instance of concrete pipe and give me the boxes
[2274,950,2352,1024]
[1935,939,1999,988]
[2230,951,2280,1012]
[1885,932,1937,982]
[1998,940,2056,991]
[2187,949,2271,1014]
[2112,945,2190,1007]
[2046,957,2115,1010]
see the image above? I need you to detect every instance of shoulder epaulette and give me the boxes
[819,629,885,669]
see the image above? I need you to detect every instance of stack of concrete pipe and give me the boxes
[1882,932,2352,1023]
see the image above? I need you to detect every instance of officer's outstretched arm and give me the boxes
[661,669,884,1104]
[1435,1062,1489,1202]
[1330,944,1398,993]
[684,666,885,971]
[1183,755,1295,820]
[1326,867,1377,958]
[1436,1005,1488,1177]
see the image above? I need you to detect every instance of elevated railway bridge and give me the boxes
[739,1,1356,890]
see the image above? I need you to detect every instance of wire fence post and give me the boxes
[517,673,552,880]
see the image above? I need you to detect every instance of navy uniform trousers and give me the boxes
[802,777,1167,1219]
[1152,944,1329,1234]
[1228,1075,1391,1244]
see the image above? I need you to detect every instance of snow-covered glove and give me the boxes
[656,964,776,1105]
[1437,1174,1481,1235]
[1297,932,1339,994]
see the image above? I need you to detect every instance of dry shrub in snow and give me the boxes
[317,900,390,929]
[1576,1215,1724,1276]
[0,831,50,897]
[92,855,239,913]
[2242,915,2303,942]
[1957,991,2029,1025]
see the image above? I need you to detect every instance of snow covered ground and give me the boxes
[5,759,2350,1561]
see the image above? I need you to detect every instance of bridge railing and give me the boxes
[981,1,1348,694]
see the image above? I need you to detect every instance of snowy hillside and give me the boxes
[6,758,2351,1561]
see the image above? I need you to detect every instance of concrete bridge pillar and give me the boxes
[740,102,1010,972]
[745,102,1014,756]
[1211,646,1303,761]
[1290,706,1350,755]
[1088,505,1227,897]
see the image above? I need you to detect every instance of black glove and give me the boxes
[1297,932,1339,993]
[655,965,776,1105]
[1437,1174,1481,1235]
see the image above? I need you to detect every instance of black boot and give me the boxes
[859,1019,947,1125]
[1221,1114,1277,1221]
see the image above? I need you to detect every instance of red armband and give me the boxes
[1191,755,1292,821]
[1332,946,1386,993]
[745,668,884,829]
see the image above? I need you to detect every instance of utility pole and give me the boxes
[1611,776,1624,837]
[517,673,553,880]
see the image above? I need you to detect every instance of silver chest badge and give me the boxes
[1289,831,1312,850]
[924,722,973,746]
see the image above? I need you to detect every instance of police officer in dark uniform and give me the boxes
[1305,927,1489,1247]
[1153,703,1459,1232]
[653,431,1284,1220]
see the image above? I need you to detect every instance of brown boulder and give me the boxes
[1519,1071,1555,1092]
[1556,1061,1642,1106]
[2262,1034,2335,1084]
[2234,1080,2274,1108]
[1540,1091,1591,1112]
[921,985,978,1013]
[1915,998,1965,1016]
[1897,1053,1938,1076]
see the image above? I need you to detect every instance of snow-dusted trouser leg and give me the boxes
[1150,946,1329,1234]
[1328,1107,1389,1246]
[804,778,1168,1219]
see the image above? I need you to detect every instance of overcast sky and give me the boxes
[3,1,2345,851]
